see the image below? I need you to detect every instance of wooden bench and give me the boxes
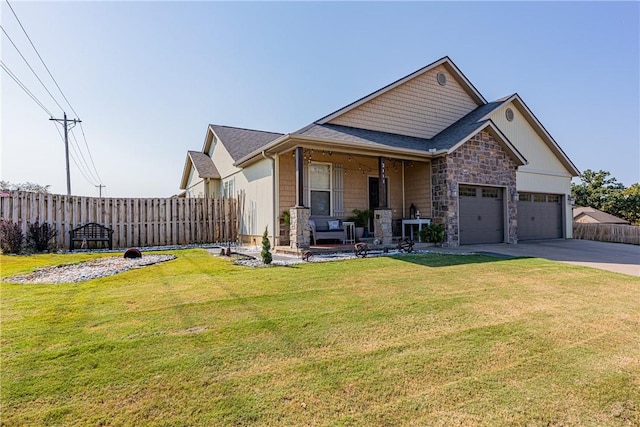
[309,216,346,244]
[69,223,114,251]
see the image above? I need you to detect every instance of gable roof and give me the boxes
[316,56,486,125]
[573,207,629,224]
[481,93,579,176]
[208,125,284,162]
[179,151,221,190]
[235,101,527,167]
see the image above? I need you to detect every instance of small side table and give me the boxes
[343,221,356,244]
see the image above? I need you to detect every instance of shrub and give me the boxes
[0,219,24,254]
[27,221,57,252]
[419,223,446,244]
[261,226,272,265]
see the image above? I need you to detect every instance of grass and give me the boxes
[1,249,639,426]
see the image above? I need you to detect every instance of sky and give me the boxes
[1,1,638,198]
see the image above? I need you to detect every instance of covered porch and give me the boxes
[275,144,435,250]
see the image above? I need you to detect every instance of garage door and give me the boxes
[459,185,504,245]
[517,193,563,240]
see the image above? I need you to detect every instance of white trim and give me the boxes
[481,94,579,176]
[308,161,333,216]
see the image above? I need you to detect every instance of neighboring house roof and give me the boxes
[179,151,220,190]
[209,125,284,162]
[573,207,629,224]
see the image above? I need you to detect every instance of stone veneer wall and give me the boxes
[431,131,518,246]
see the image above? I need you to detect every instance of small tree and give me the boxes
[419,223,446,244]
[27,221,57,252]
[261,226,272,265]
[0,219,24,254]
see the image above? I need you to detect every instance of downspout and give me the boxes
[262,151,277,247]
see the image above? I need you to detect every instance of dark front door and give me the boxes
[368,177,379,232]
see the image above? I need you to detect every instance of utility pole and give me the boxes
[95,184,106,197]
[50,112,81,196]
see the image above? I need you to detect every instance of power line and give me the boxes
[0,24,65,113]
[53,122,99,188]
[4,0,79,118]
[79,123,103,183]
[4,0,104,187]
[0,60,53,116]
[69,128,101,184]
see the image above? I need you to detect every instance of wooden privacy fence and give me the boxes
[0,192,238,249]
[573,222,640,245]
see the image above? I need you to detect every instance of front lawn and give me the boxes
[1,249,639,425]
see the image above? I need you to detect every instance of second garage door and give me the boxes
[459,185,504,245]
[517,193,563,240]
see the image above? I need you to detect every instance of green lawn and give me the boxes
[1,249,639,426]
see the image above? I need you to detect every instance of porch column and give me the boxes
[373,208,393,245]
[295,147,304,207]
[290,206,310,251]
[378,156,388,208]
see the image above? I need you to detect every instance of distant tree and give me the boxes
[604,183,640,226]
[571,170,639,225]
[0,181,50,194]
[571,170,624,211]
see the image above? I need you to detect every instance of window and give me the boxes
[482,188,499,198]
[547,195,560,203]
[533,193,546,203]
[519,192,532,202]
[309,163,331,215]
[459,186,477,197]
[223,179,235,198]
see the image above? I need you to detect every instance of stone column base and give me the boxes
[373,208,392,245]
[290,207,311,250]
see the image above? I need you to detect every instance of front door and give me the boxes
[368,177,379,233]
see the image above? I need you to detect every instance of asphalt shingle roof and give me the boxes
[210,125,284,162]
[296,123,431,151]
[294,100,507,153]
[188,151,220,179]
[573,207,629,224]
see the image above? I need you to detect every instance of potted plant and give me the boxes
[347,208,372,240]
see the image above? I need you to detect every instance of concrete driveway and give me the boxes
[445,239,640,277]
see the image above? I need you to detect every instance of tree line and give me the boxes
[571,170,639,225]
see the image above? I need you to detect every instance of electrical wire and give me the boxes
[0,59,53,116]
[53,123,99,186]
[4,0,105,187]
[0,24,65,113]
[4,0,79,118]
[70,128,101,184]
[78,123,103,183]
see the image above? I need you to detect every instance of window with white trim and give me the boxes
[223,179,235,198]
[309,163,331,216]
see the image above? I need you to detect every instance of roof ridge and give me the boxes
[209,123,283,135]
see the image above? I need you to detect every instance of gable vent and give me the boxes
[505,108,514,122]
[436,72,447,86]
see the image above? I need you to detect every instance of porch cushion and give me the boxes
[328,220,341,230]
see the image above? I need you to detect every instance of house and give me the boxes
[179,57,579,247]
[573,207,629,224]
